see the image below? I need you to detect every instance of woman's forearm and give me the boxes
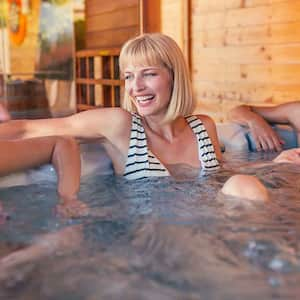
[227,105,260,127]
[0,120,28,140]
[51,137,81,201]
[0,137,81,200]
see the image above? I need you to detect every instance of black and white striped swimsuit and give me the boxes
[123,114,220,180]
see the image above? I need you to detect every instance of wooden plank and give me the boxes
[194,1,300,30]
[190,0,300,120]
[76,78,124,86]
[86,0,138,16]
[193,0,288,13]
[193,87,300,122]
[272,0,300,24]
[86,27,140,49]
[195,21,300,47]
[142,0,161,33]
[76,49,120,57]
[272,64,300,84]
[193,80,274,103]
[194,11,226,30]
[273,84,300,103]
[194,99,228,122]
[193,62,300,84]
[86,7,139,32]
[193,44,300,64]
[192,79,300,106]
[192,0,226,13]
[193,45,271,64]
[161,0,185,49]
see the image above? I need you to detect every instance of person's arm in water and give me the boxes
[0,136,87,217]
[228,102,300,152]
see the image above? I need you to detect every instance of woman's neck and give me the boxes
[142,116,186,142]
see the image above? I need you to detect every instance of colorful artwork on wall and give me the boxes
[35,0,74,80]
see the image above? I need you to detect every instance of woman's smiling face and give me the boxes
[124,65,172,119]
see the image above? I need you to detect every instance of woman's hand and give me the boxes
[56,197,89,219]
[273,148,300,164]
[248,115,283,152]
[228,104,284,152]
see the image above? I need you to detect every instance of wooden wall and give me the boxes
[85,0,140,49]
[84,0,300,122]
[191,0,300,122]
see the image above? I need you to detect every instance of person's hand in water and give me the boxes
[273,148,300,164]
[56,197,89,219]
[0,103,11,122]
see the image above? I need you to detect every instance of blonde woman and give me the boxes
[0,33,298,200]
[0,34,221,180]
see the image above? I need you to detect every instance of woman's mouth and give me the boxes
[135,95,155,106]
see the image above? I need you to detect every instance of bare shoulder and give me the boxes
[194,114,216,130]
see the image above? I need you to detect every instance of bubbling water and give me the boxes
[0,152,300,299]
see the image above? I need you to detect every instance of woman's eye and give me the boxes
[144,73,157,77]
[124,74,133,80]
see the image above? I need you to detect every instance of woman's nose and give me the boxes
[132,76,145,92]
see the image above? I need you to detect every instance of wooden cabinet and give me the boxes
[75,49,124,111]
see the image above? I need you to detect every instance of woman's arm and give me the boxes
[228,105,284,152]
[0,107,131,141]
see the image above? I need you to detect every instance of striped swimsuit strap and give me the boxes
[185,116,220,170]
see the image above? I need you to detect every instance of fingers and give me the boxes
[56,199,89,219]
[252,131,283,152]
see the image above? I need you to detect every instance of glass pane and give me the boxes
[0,0,76,119]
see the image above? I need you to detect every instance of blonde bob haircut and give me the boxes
[119,33,195,123]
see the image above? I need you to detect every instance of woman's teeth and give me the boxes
[136,95,154,102]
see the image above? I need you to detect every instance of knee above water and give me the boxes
[221,174,269,202]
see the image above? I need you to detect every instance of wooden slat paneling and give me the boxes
[191,0,300,121]
[197,21,300,48]
[86,6,139,32]
[194,1,300,30]
[86,27,140,49]
[86,0,138,15]
[85,0,140,49]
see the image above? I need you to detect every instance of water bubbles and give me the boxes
[269,258,285,271]
[268,276,282,287]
